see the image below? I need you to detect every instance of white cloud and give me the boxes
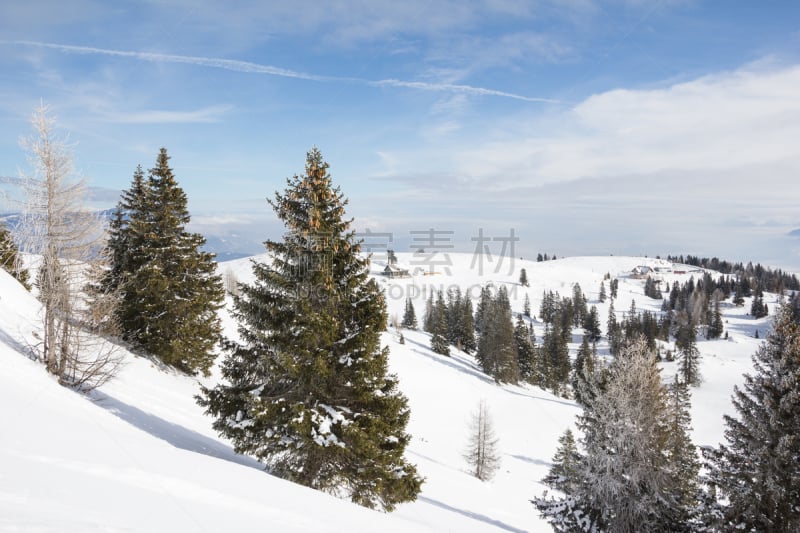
[105,105,233,124]
[451,62,800,187]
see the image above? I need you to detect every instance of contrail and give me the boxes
[4,40,335,81]
[372,79,560,103]
[3,40,560,103]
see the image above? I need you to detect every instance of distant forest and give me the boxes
[664,254,800,292]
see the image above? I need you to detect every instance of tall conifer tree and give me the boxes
[703,305,800,531]
[199,148,421,510]
[108,150,223,375]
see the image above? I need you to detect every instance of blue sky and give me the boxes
[1,1,799,269]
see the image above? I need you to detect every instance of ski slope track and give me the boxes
[1,253,780,532]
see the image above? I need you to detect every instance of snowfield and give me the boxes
[0,253,780,532]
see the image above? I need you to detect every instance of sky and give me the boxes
[1,1,799,270]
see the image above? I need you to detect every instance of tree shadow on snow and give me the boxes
[0,327,39,362]
[509,454,552,468]
[418,496,528,533]
[91,391,263,471]
[403,336,495,385]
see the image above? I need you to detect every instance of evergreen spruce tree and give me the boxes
[519,267,529,287]
[523,292,531,317]
[446,287,465,348]
[0,221,30,289]
[199,148,422,511]
[476,287,519,383]
[750,294,768,318]
[582,305,602,342]
[599,280,607,303]
[542,315,570,394]
[610,278,619,299]
[541,428,581,494]
[732,277,745,307]
[514,314,535,382]
[460,297,477,354]
[666,375,701,527]
[540,290,557,323]
[702,305,800,531]
[474,285,492,334]
[676,316,701,386]
[707,296,724,339]
[423,291,435,333]
[572,336,596,406]
[401,298,418,329]
[430,290,450,356]
[102,165,148,297]
[572,283,587,327]
[110,150,224,375]
[607,300,623,356]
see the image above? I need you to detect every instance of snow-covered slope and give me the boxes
[1,253,778,532]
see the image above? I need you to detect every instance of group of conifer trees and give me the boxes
[40,144,420,511]
[409,281,603,393]
[420,287,477,356]
[535,304,800,532]
[100,148,224,376]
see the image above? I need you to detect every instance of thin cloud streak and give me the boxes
[2,40,559,103]
[371,79,562,103]
[4,40,332,81]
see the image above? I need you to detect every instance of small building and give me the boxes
[383,264,410,278]
[631,265,654,279]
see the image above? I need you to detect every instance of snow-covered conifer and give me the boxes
[702,305,800,531]
[107,149,224,375]
[199,148,422,511]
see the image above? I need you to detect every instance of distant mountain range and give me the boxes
[1,210,264,261]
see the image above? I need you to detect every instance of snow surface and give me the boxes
[0,253,779,532]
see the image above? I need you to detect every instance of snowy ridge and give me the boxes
[1,253,778,532]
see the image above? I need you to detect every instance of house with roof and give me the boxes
[631,265,654,279]
[383,264,410,278]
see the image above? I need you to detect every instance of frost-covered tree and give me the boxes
[464,400,500,481]
[598,280,607,303]
[534,338,697,532]
[0,221,30,289]
[702,305,800,532]
[199,148,422,511]
[17,103,121,389]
